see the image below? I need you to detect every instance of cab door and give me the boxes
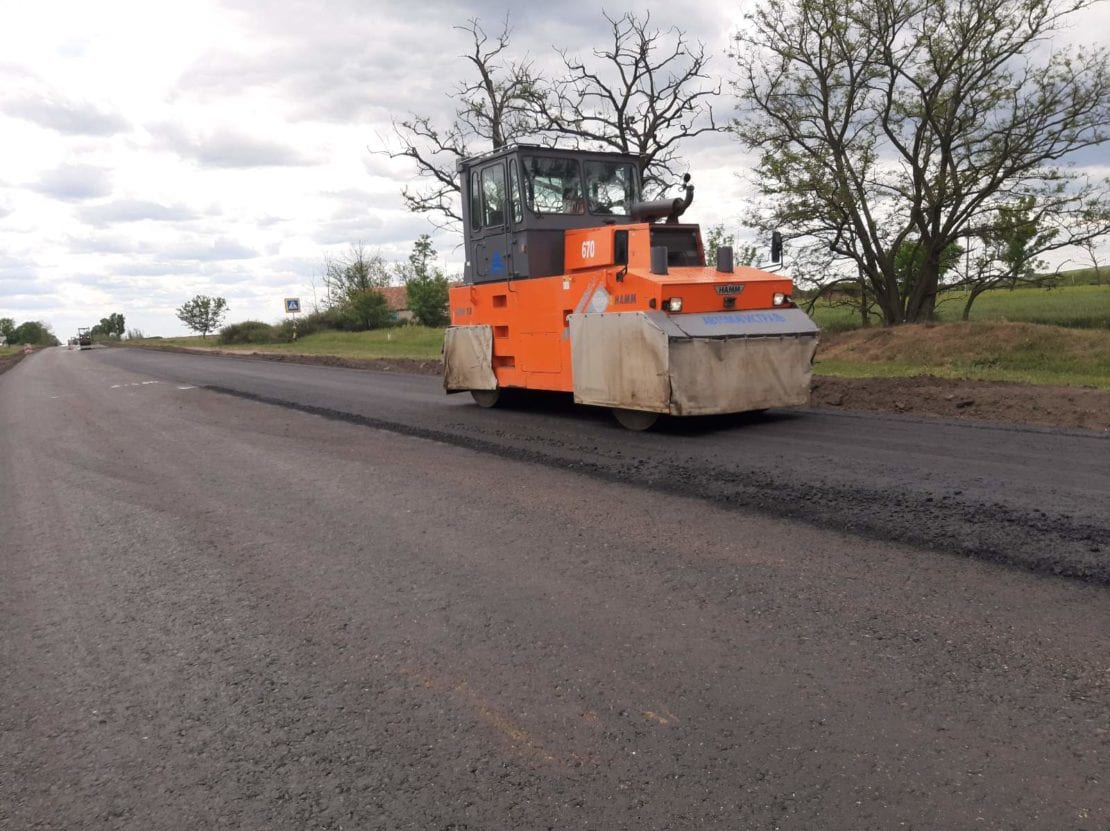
[471,161,512,282]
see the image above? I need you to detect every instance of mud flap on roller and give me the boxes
[569,310,819,416]
[443,325,497,392]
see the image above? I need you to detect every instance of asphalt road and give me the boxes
[2,346,1108,830]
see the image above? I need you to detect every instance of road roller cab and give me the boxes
[443,144,819,429]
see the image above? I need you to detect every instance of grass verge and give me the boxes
[816,321,1110,388]
[131,320,1108,389]
[131,327,445,361]
[809,283,1110,331]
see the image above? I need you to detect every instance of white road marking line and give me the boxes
[177,385,196,390]
[108,380,163,389]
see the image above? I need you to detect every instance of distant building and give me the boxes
[377,286,413,322]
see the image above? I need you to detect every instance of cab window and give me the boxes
[509,159,523,224]
[469,171,481,230]
[481,164,506,227]
[522,156,584,215]
[585,161,638,216]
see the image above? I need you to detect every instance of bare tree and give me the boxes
[386,17,541,229]
[322,242,392,302]
[532,12,722,196]
[732,0,1110,325]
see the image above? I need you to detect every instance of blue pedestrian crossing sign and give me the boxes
[284,297,301,314]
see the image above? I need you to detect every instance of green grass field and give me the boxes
[0,346,20,357]
[132,326,445,361]
[809,283,1110,331]
[130,276,1110,389]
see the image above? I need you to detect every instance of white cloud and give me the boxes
[78,199,200,225]
[151,122,322,168]
[0,0,1104,337]
[2,92,131,136]
[30,164,113,201]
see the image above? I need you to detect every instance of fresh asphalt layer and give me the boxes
[1,346,1108,829]
[110,347,1109,583]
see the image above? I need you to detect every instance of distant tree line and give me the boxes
[0,318,59,347]
[171,235,451,346]
[88,313,126,339]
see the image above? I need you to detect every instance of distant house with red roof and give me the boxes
[377,285,412,322]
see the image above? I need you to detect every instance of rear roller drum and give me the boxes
[611,408,660,431]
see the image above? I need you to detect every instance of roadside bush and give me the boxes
[275,315,319,341]
[303,304,361,332]
[347,290,393,330]
[219,320,276,345]
[296,293,393,332]
[407,274,450,327]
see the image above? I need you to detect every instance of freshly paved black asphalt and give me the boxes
[2,346,1108,830]
[103,347,1110,583]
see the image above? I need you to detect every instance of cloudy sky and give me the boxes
[2,0,1106,338]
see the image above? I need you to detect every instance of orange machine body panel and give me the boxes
[449,222,797,393]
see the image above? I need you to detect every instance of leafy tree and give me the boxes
[732,0,1110,325]
[106,312,125,338]
[893,240,963,301]
[0,318,15,343]
[175,295,228,339]
[11,320,59,346]
[704,225,735,266]
[953,197,1110,319]
[400,235,450,327]
[90,312,126,339]
[347,289,392,330]
[704,225,762,270]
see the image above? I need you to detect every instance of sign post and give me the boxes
[284,297,301,341]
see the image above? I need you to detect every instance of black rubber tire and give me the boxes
[611,408,660,431]
[470,389,501,409]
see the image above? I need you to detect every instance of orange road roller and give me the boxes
[443,145,819,430]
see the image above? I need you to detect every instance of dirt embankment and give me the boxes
[0,351,26,377]
[811,375,1109,432]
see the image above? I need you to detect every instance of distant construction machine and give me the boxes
[442,145,819,430]
[77,328,93,350]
